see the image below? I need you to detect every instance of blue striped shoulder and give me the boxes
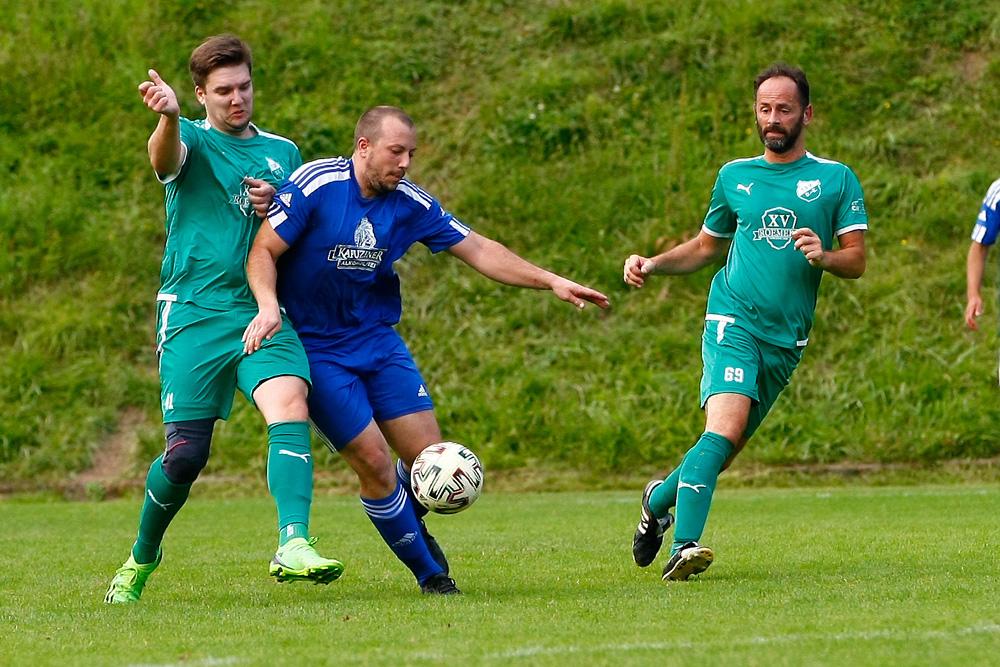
[983,177,1000,211]
[287,157,352,197]
[394,178,436,211]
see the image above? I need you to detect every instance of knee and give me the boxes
[161,419,215,484]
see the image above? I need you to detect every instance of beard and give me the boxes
[757,115,805,153]
[362,166,403,197]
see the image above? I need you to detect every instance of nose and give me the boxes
[398,153,411,171]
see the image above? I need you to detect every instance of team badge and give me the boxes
[329,216,386,270]
[796,179,822,202]
[266,157,284,179]
[754,206,797,250]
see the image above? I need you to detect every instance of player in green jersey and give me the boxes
[623,63,868,581]
[105,35,342,604]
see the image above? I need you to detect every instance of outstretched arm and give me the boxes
[967,241,989,330]
[446,231,609,309]
[137,69,184,178]
[792,228,866,279]
[623,229,730,288]
[243,223,292,354]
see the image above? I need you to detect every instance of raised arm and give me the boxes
[446,231,609,309]
[243,223,292,354]
[623,228,730,288]
[138,69,184,178]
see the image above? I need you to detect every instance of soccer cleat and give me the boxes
[420,572,461,595]
[632,479,675,567]
[419,517,449,576]
[104,548,162,603]
[661,541,714,581]
[269,537,344,584]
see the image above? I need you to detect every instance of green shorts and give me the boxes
[156,299,311,423]
[699,317,803,438]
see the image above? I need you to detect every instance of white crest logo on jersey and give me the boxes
[736,182,754,195]
[329,216,386,271]
[354,217,377,248]
[417,384,428,398]
[266,157,284,179]
[851,198,866,213]
[278,193,293,207]
[796,179,822,202]
[754,206,797,250]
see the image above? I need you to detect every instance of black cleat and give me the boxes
[420,572,461,595]
[632,479,674,567]
[419,518,449,576]
[661,541,714,581]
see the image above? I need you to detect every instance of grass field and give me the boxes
[3,485,999,666]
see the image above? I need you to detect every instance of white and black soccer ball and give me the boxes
[410,442,484,514]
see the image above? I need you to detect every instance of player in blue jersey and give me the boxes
[243,105,609,594]
[624,64,868,581]
[966,178,1000,380]
[105,35,342,604]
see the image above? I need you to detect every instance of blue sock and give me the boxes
[361,483,442,585]
[396,459,428,520]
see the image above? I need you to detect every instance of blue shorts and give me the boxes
[305,326,433,451]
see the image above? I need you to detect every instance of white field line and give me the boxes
[428,624,1000,660]
[125,657,241,667]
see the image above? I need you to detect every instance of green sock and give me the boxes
[266,421,313,546]
[648,452,688,518]
[133,455,191,564]
[671,432,734,554]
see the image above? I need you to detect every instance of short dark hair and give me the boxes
[753,63,809,107]
[354,106,415,147]
[189,34,252,88]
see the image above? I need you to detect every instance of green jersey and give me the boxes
[156,118,302,310]
[702,152,868,348]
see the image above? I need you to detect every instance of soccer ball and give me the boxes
[410,442,484,514]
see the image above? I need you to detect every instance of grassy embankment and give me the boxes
[2,1,1000,489]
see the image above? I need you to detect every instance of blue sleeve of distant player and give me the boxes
[266,179,313,247]
[702,172,736,238]
[834,168,868,235]
[972,186,1000,246]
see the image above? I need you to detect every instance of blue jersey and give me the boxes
[265,157,471,348]
[971,178,1000,246]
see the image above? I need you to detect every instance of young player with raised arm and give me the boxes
[105,35,342,603]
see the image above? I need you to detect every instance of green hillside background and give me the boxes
[3,0,999,488]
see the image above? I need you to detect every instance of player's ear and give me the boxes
[195,86,206,106]
[803,104,813,126]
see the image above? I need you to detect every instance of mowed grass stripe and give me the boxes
[1,486,998,666]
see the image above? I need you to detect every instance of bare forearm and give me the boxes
[818,246,866,279]
[647,233,727,276]
[148,114,182,177]
[246,246,281,309]
[460,236,558,289]
[967,242,988,298]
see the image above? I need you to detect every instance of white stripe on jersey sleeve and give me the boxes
[701,224,734,239]
[449,219,471,236]
[268,209,288,229]
[837,223,868,235]
[985,179,1000,210]
[396,180,434,210]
